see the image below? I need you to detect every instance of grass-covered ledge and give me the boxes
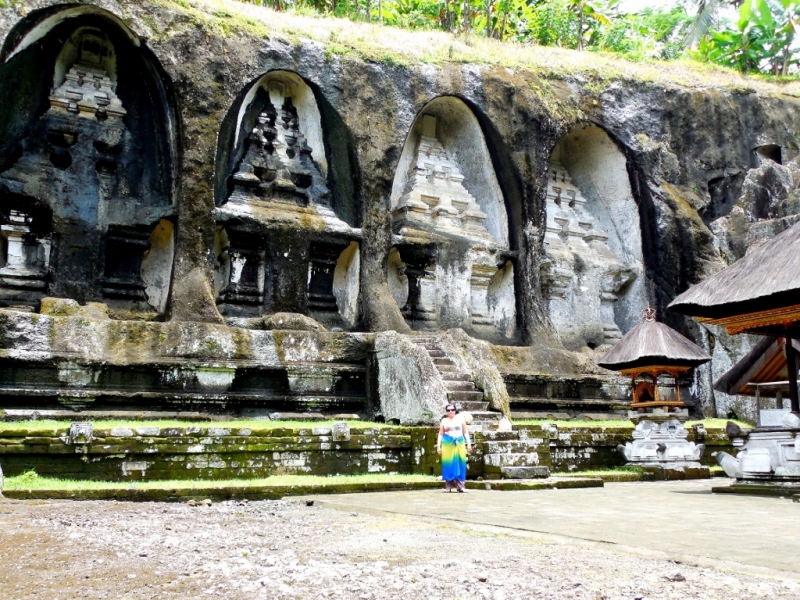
[1,471,442,501]
[4,471,435,491]
[0,419,399,435]
[1,470,604,500]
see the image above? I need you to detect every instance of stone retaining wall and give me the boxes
[0,424,734,482]
[0,425,412,481]
[541,425,734,472]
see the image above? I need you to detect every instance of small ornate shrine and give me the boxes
[598,308,711,478]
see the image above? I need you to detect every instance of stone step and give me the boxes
[482,440,543,454]
[440,373,471,382]
[483,452,543,468]
[427,349,447,358]
[446,390,484,402]
[443,380,477,392]
[453,401,490,412]
[411,337,438,344]
[436,364,458,372]
[433,357,454,366]
[468,411,504,424]
[487,466,550,479]
[420,344,442,352]
[480,431,519,441]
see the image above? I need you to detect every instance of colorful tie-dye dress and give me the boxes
[440,416,467,487]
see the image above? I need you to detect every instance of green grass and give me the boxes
[149,0,800,98]
[515,419,635,428]
[685,418,752,429]
[0,419,401,433]
[4,471,436,491]
[514,418,752,429]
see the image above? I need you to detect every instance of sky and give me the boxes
[616,0,738,20]
[617,0,680,10]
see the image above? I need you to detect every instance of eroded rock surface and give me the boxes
[0,0,799,420]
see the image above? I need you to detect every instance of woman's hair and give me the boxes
[444,404,457,414]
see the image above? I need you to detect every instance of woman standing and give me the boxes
[436,404,472,492]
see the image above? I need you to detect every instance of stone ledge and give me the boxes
[713,482,800,497]
[466,477,603,491]
[1,476,604,501]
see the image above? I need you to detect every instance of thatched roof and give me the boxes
[669,220,800,319]
[597,319,711,372]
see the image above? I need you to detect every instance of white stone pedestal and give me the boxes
[618,409,708,478]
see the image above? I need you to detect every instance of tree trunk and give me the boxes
[577,5,585,51]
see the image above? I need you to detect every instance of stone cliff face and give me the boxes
[0,0,798,420]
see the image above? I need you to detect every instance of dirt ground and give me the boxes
[0,496,798,600]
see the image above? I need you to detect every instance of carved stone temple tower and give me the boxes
[388,110,516,342]
[215,76,360,329]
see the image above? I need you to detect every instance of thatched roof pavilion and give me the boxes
[598,309,710,410]
[669,219,800,414]
[597,311,711,372]
[668,220,800,337]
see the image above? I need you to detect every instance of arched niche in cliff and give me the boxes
[212,71,361,330]
[0,5,179,314]
[543,123,646,351]
[390,97,508,245]
[388,96,517,343]
[214,70,360,227]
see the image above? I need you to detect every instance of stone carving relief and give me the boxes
[392,115,492,243]
[0,210,51,298]
[542,159,636,349]
[542,124,646,350]
[226,80,332,211]
[388,106,516,342]
[0,27,175,313]
[215,75,359,328]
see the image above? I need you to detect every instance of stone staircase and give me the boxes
[480,430,550,479]
[411,336,501,430]
[411,335,550,480]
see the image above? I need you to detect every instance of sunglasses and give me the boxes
[446,407,456,412]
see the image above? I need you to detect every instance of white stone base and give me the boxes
[618,416,705,464]
[715,426,800,481]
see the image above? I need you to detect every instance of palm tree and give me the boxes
[684,0,744,48]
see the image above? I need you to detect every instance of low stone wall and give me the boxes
[0,425,412,481]
[0,423,734,482]
[540,425,734,472]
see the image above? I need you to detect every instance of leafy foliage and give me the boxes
[234,0,798,75]
[692,0,800,74]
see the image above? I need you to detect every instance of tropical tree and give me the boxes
[693,0,800,74]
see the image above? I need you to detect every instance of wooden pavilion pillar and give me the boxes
[786,336,799,414]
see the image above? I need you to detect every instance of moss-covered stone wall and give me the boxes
[0,424,413,481]
[0,423,739,481]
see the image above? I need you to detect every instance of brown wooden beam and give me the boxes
[786,336,799,414]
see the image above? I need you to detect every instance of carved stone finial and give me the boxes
[642,307,656,322]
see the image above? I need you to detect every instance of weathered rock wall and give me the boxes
[1,0,799,418]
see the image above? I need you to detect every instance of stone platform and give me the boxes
[300,479,800,578]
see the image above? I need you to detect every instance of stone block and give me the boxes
[68,422,93,445]
[483,452,540,468]
[332,422,350,442]
[499,466,550,479]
